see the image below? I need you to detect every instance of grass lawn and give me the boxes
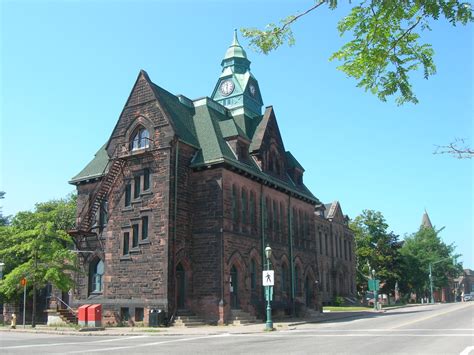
[323,306,372,312]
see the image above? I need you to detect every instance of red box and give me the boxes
[78,305,90,326]
[87,304,102,327]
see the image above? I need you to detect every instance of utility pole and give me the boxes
[32,248,38,328]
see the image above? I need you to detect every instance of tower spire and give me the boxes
[421,210,433,229]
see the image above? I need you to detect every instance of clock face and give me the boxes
[249,84,256,96]
[220,80,235,96]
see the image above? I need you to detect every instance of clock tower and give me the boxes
[211,30,263,119]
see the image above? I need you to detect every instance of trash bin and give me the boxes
[87,304,102,327]
[78,305,90,327]
[149,309,159,327]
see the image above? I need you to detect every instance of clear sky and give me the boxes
[1,0,472,268]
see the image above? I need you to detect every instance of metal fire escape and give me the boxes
[69,145,128,252]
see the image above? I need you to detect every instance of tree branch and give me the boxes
[434,138,473,159]
[280,0,327,32]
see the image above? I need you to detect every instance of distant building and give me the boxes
[66,32,356,326]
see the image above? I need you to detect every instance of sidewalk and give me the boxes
[0,310,374,337]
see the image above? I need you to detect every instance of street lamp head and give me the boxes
[265,245,272,260]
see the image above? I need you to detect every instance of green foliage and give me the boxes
[0,191,10,226]
[399,226,462,298]
[333,296,345,306]
[0,194,78,301]
[242,0,473,104]
[350,210,402,294]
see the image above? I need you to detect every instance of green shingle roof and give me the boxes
[70,72,318,203]
[70,143,109,184]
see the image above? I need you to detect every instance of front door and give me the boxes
[230,266,239,309]
[305,276,312,307]
[176,263,185,309]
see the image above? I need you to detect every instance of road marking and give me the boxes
[66,334,231,353]
[1,335,149,349]
[390,303,474,329]
[460,346,474,355]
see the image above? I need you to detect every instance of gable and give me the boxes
[325,201,346,223]
[249,106,287,173]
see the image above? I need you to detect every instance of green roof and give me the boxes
[286,151,305,172]
[70,143,109,184]
[70,72,318,203]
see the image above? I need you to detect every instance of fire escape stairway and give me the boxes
[70,158,126,249]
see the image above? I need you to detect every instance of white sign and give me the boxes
[262,270,274,286]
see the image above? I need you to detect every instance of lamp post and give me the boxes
[264,245,273,331]
[429,257,455,304]
[371,269,378,311]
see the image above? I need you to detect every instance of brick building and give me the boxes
[68,32,356,325]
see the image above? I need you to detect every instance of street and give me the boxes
[1,303,473,355]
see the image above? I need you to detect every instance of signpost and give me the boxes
[368,278,380,310]
[20,278,27,328]
[263,245,273,331]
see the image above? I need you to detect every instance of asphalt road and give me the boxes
[1,303,473,355]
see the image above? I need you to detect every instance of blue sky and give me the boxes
[1,0,472,268]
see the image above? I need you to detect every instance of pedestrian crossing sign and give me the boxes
[262,270,274,286]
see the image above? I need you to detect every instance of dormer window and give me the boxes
[130,127,150,151]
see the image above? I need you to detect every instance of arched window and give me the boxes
[130,126,150,151]
[281,263,289,296]
[89,259,104,294]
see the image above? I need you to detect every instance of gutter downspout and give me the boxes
[171,140,179,318]
[288,194,295,316]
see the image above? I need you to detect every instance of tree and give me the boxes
[243,0,472,104]
[0,191,10,226]
[399,225,462,300]
[0,194,77,327]
[242,1,473,157]
[350,210,402,296]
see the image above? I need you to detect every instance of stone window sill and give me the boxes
[130,248,140,254]
[122,206,133,212]
[141,190,153,197]
[120,255,132,261]
[139,239,150,246]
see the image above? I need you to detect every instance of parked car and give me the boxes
[463,294,473,302]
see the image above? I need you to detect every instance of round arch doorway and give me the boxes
[176,263,186,310]
[230,265,240,309]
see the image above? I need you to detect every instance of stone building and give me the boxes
[68,32,356,325]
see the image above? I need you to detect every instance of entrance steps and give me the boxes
[305,308,322,319]
[230,309,258,325]
[58,308,78,325]
[173,310,207,327]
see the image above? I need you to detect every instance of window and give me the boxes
[120,307,130,322]
[143,168,150,191]
[280,202,284,239]
[273,201,278,238]
[349,242,352,261]
[89,259,104,294]
[99,199,108,227]
[241,189,247,226]
[325,234,328,256]
[319,232,323,255]
[125,184,131,207]
[135,307,144,322]
[141,216,148,240]
[123,232,130,255]
[131,127,150,151]
[134,176,141,199]
[231,185,238,227]
[249,192,255,226]
[250,259,257,291]
[132,224,139,248]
